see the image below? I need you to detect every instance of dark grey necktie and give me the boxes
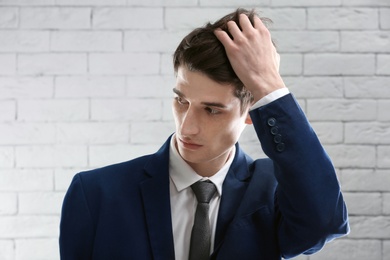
[189,181,217,260]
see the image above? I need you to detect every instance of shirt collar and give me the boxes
[169,134,235,197]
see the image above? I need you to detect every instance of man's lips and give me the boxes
[178,138,203,149]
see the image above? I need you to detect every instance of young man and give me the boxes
[60,8,349,260]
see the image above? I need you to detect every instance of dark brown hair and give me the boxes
[173,8,272,112]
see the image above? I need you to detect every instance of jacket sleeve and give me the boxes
[249,93,349,259]
[59,173,94,260]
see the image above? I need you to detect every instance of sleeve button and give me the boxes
[267,118,276,127]
[276,143,285,152]
[270,126,279,135]
[274,134,282,143]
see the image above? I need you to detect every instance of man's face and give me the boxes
[172,66,251,175]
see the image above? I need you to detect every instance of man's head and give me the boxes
[173,8,272,112]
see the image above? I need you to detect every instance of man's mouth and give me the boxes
[178,137,203,150]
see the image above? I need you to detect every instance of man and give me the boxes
[59,8,349,260]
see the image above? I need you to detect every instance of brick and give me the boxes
[307,99,376,121]
[378,100,390,121]
[384,241,390,260]
[55,76,125,98]
[91,98,162,121]
[377,146,390,168]
[0,123,56,145]
[0,8,18,28]
[325,145,376,168]
[261,8,306,30]
[0,146,13,168]
[309,239,381,260]
[342,0,390,6]
[0,0,54,5]
[126,75,175,98]
[161,53,174,75]
[304,54,375,75]
[15,238,59,260]
[93,7,163,29]
[57,0,125,5]
[341,169,390,191]
[0,169,53,191]
[124,30,187,53]
[345,77,390,98]
[343,192,382,215]
[130,122,174,143]
[380,8,390,29]
[0,54,16,75]
[286,77,343,98]
[127,0,197,6]
[89,144,160,167]
[19,192,65,215]
[345,122,390,144]
[308,8,378,30]
[273,31,339,52]
[377,54,390,75]
[311,122,343,144]
[162,98,175,121]
[0,240,14,260]
[0,77,53,98]
[165,8,232,29]
[0,193,17,215]
[18,99,89,121]
[341,31,390,52]
[20,7,90,29]
[279,54,302,76]
[384,193,390,215]
[89,53,159,75]
[15,145,87,168]
[348,216,390,239]
[54,168,84,191]
[51,31,122,52]
[199,0,269,7]
[272,0,341,6]
[18,54,87,75]
[0,31,49,52]
[0,216,59,238]
[57,122,129,144]
[0,100,15,121]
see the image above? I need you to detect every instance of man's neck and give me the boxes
[185,148,234,177]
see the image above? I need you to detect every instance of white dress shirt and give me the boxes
[169,136,235,260]
[169,88,290,260]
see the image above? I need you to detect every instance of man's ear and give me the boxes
[245,113,253,125]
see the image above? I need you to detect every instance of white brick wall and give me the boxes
[0,0,388,259]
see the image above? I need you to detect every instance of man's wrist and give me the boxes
[250,88,290,110]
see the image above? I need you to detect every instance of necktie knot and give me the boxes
[191,180,216,204]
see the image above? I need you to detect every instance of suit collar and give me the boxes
[214,143,253,250]
[140,136,175,260]
[140,137,253,259]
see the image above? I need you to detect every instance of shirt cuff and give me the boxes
[250,88,290,111]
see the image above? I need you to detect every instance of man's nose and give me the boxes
[180,107,200,136]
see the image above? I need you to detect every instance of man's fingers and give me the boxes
[253,15,266,30]
[214,29,234,48]
[226,20,243,40]
[238,13,254,32]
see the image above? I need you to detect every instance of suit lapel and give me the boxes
[214,144,253,250]
[140,137,175,260]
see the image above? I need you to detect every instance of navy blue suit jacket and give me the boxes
[59,94,349,259]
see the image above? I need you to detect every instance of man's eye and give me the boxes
[205,107,220,115]
[175,97,187,105]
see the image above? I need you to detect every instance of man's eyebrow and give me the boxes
[172,88,184,97]
[201,101,227,109]
[173,88,227,108]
